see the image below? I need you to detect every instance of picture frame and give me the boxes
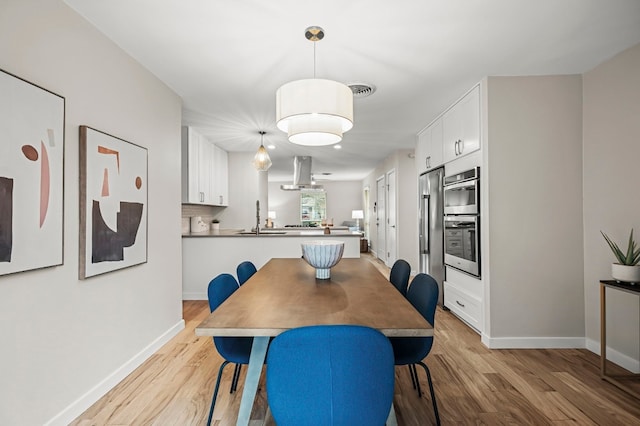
[79,126,148,279]
[0,69,65,277]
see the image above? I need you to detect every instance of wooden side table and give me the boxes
[600,280,640,399]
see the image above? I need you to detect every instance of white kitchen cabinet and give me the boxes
[212,144,228,206]
[444,281,481,332]
[181,126,228,206]
[416,118,444,174]
[443,85,480,163]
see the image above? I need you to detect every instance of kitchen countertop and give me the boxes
[182,228,363,238]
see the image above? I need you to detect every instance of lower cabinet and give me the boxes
[444,281,482,332]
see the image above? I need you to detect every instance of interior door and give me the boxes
[376,176,386,262]
[386,169,397,267]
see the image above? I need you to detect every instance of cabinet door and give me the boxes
[182,126,204,204]
[442,104,461,163]
[429,118,444,168]
[458,85,480,157]
[212,145,229,206]
[198,138,214,204]
[442,85,480,163]
[415,128,429,175]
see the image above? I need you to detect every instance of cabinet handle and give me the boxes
[219,195,223,204]
[459,139,464,154]
[426,156,430,169]
[456,300,465,308]
[454,140,459,155]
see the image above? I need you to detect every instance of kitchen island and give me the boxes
[182,229,362,299]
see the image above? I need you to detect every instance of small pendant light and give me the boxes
[253,131,272,171]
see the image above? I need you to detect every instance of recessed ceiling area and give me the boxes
[63,0,640,182]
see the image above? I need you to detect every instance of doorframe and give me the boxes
[386,168,397,267]
[375,175,386,262]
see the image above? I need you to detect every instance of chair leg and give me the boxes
[417,361,440,426]
[408,364,417,390]
[231,364,242,393]
[410,364,422,397]
[207,360,230,426]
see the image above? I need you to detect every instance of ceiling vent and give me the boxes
[347,82,376,98]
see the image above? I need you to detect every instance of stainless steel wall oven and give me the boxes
[443,167,480,277]
[443,167,479,215]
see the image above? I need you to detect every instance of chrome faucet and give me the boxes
[255,200,260,235]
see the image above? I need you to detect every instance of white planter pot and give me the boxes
[611,263,640,284]
[211,223,220,231]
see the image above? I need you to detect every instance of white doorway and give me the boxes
[386,169,397,267]
[376,176,386,262]
[363,186,370,240]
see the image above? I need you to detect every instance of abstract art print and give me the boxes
[79,126,147,279]
[0,69,65,277]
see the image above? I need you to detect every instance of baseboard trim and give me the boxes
[482,335,586,349]
[585,338,640,374]
[182,291,207,300]
[45,319,185,426]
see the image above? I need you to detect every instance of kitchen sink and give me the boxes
[236,231,287,235]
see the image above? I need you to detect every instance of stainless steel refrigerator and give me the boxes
[419,167,445,305]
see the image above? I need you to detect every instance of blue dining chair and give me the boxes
[390,273,441,425]
[266,325,395,426]
[206,273,256,426]
[390,259,411,296]
[236,260,257,285]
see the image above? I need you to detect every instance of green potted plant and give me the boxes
[601,229,640,284]
[211,218,220,231]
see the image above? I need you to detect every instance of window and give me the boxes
[300,192,326,226]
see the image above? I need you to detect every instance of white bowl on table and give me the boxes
[301,240,345,279]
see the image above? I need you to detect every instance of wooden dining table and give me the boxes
[195,257,433,426]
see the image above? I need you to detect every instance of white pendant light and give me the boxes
[253,131,272,171]
[276,26,353,146]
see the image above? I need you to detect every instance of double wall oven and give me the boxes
[443,167,480,277]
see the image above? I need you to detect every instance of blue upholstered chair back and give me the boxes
[266,325,395,426]
[390,259,411,296]
[391,273,439,364]
[207,273,253,364]
[236,261,257,285]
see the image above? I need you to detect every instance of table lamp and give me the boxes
[352,210,364,232]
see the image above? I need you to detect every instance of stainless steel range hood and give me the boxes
[280,156,324,191]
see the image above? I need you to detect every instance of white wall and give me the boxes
[268,181,364,227]
[583,43,640,371]
[214,152,260,229]
[0,1,184,424]
[485,75,585,340]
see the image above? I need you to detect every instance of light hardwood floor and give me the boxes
[71,255,640,425]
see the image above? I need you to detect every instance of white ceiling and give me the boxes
[63,0,640,182]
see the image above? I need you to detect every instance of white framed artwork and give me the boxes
[0,69,65,276]
[79,126,147,279]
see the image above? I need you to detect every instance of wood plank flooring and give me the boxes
[71,255,640,425]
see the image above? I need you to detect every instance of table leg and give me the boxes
[386,403,398,426]
[236,336,269,426]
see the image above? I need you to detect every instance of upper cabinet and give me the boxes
[181,126,228,206]
[212,144,229,206]
[416,119,444,174]
[415,84,480,174]
[442,85,480,163]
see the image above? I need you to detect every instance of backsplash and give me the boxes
[181,204,226,233]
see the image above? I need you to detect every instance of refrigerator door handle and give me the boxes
[422,194,430,254]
